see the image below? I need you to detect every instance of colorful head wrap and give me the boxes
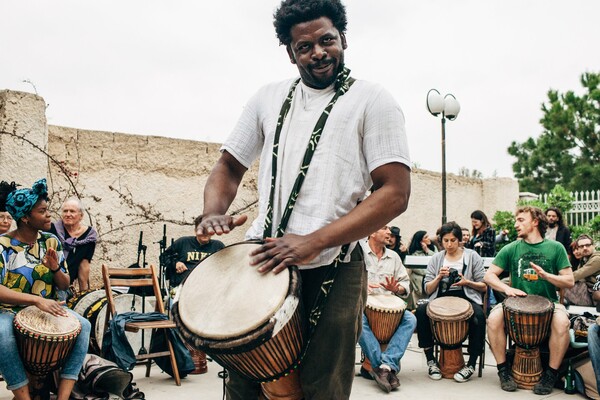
[6,178,48,221]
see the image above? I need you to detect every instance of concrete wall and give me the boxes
[0,90,519,287]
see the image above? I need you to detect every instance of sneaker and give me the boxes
[388,371,401,390]
[369,367,392,393]
[497,368,517,392]
[454,365,475,383]
[533,370,557,395]
[427,360,442,380]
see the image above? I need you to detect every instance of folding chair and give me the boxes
[102,264,181,386]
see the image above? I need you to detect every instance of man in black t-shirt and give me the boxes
[167,215,225,287]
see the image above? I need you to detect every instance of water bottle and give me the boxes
[564,361,576,394]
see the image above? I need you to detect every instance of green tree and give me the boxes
[508,72,600,193]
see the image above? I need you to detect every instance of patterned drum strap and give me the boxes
[260,67,355,380]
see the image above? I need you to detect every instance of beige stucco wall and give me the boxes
[0,90,48,184]
[1,90,519,287]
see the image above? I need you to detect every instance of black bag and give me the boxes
[70,354,143,400]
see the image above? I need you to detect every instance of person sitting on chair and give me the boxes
[485,206,574,395]
[0,179,91,400]
[50,198,97,292]
[358,226,416,392]
[415,221,487,383]
[166,215,225,288]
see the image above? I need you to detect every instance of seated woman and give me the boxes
[466,210,496,257]
[0,210,13,234]
[0,179,91,400]
[406,230,437,310]
[415,221,487,383]
[564,234,600,306]
[50,198,97,291]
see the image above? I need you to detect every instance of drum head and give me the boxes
[366,294,406,312]
[178,242,290,340]
[503,295,553,314]
[427,296,473,320]
[14,306,80,337]
[94,294,153,354]
[70,289,107,316]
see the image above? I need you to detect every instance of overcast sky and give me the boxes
[2,0,599,178]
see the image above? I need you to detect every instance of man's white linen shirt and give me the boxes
[360,240,410,298]
[222,78,410,269]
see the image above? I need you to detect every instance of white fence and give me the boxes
[541,190,600,226]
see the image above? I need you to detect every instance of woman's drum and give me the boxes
[172,242,306,400]
[503,295,554,389]
[13,306,82,400]
[427,297,473,378]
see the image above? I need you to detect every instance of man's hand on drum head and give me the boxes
[35,298,68,317]
[197,214,248,236]
[504,287,527,297]
[250,235,320,274]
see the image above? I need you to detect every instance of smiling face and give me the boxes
[286,16,347,89]
[0,211,13,234]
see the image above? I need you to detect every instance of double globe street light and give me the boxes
[426,89,460,225]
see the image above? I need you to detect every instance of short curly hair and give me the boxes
[273,0,347,46]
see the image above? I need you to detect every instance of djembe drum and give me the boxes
[361,294,406,373]
[13,306,82,400]
[503,295,554,389]
[427,297,473,378]
[172,242,306,400]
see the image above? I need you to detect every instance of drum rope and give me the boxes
[263,66,355,239]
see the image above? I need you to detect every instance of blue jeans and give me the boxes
[359,311,417,372]
[0,308,91,390]
[588,324,600,394]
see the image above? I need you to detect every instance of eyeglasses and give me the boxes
[577,243,594,249]
[0,215,13,222]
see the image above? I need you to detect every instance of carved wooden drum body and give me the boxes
[503,295,554,389]
[427,297,473,378]
[173,242,306,400]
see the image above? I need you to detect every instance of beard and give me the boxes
[548,221,557,228]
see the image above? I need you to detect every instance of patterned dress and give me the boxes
[0,232,67,313]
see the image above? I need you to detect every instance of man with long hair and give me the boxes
[485,206,574,395]
[545,206,572,253]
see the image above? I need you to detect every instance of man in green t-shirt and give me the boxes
[485,206,574,395]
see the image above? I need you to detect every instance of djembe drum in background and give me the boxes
[13,306,82,400]
[172,242,306,400]
[503,295,554,389]
[427,297,473,378]
[361,294,406,372]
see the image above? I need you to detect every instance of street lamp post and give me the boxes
[426,89,460,225]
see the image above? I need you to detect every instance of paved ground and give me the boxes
[2,334,580,400]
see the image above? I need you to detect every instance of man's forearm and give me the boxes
[203,153,247,216]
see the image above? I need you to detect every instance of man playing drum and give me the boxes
[485,206,574,395]
[358,226,416,392]
[0,179,91,400]
[196,0,411,398]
